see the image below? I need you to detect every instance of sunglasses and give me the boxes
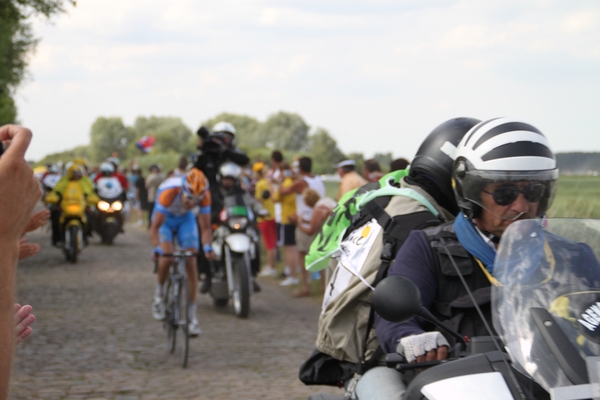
[482,182,546,206]
[184,194,203,203]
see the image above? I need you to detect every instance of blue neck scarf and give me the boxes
[454,213,496,273]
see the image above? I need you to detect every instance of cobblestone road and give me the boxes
[10,222,342,399]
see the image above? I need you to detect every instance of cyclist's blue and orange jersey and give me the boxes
[154,176,212,217]
[153,176,212,249]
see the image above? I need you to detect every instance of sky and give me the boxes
[15,0,600,162]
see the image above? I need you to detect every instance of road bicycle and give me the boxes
[154,250,196,368]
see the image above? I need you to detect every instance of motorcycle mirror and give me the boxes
[372,276,422,323]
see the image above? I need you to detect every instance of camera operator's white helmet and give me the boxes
[212,121,236,136]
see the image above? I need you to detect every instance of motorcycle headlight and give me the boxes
[65,204,83,215]
[111,201,123,212]
[228,216,248,231]
[98,200,110,212]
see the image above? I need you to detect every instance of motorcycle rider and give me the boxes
[201,161,266,293]
[194,122,249,293]
[40,164,62,193]
[46,163,99,246]
[94,162,126,233]
[374,117,559,399]
[308,117,480,399]
[150,168,215,337]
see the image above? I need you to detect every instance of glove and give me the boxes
[151,246,163,260]
[397,332,449,363]
[203,244,213,254]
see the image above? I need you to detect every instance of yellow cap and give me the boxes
[252,161,265,173]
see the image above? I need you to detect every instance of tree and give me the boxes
[258,111,310,151]
[0,0,75,123]
[89,117,134,163]
[307,128,345,174]
[201,112,261,151]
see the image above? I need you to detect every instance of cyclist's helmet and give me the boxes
[452,117,558,219]
[219,162,243,182]
[409,117,481,202]
[212,121,236,146]
[182,168,209,200]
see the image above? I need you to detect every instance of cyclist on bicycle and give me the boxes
[150,168,215,336]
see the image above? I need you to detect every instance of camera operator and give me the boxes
[193,121,249,293]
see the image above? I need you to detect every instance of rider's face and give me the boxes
[181,195,197,210]
[473,181,540,238]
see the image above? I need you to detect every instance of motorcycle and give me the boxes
[45,182,95,263]
[311,218,600,400]
[209,192,261,318]
[94,175,126,245]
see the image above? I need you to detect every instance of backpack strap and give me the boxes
[357,201,443,373]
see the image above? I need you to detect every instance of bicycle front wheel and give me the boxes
[177,274,189,368]
[165,278,176,354]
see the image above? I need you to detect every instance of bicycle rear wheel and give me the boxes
[165,278,176,354]
[177,272,189,368]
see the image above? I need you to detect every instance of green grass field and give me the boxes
[549,176,600,218]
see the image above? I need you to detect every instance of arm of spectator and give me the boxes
[22,209,50,234]
[0,124,41,400]
[18,238,41,260]
[279,179,306,196]
[13,304,34,345]
[298,206,330,236]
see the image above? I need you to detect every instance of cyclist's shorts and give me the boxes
[158,212,199,250]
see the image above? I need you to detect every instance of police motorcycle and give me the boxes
[94,162,126,244]
[310,218,600,400]
[45,164,98,263]
[209,162,264,319]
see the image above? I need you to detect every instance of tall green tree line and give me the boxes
[0,0,75,123]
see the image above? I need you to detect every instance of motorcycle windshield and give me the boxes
[492,218,600,392]
[223,194,249,217]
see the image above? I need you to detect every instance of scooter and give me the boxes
[209,193,260,319]
[310,218,600,400]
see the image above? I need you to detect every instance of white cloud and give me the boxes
[16,0,600,161]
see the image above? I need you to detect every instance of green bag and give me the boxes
[305,169,439,272]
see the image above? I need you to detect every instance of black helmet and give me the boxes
[410,117,481,201]
[452,117,558,219]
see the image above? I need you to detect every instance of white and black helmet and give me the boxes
[453,117,559,219]
[219,161,242,181]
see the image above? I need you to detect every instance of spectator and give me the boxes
[133,166,149,227]
[363,159,384,182]
[278,157,325,297]
[0,125,42,399]
[254,162,277,277]
[173,156,188,177]
[270,162,299,287]
[335,159,367,200]
[145,164,165,227]
[294,189,337,291]
[390,157,409,172]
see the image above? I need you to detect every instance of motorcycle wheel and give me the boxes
[68,225,78,263]
[232,257,250,319]
[102,223,118,245]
